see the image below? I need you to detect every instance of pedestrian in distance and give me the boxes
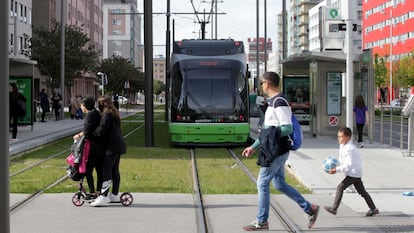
[70,95,82,120]
[51,89,63,121]
[39,89,50,122]
[324,127,379,217]
[353,95,368,148]
[241,72,319,231]
[256,88,267,131]
[73,96,103,200]
[113,94,120,111]
[9,83,27,141]
[90,96,126,207]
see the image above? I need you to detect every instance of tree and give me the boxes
[31,20,98,89]
[373,53,387,88]
[154,80,166,95]
[394,51,414,88]
[97,56,144,96]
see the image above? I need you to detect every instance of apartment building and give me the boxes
[103,0,143,70]
[32,0,105,99]
[287,0,321,56]
[153,55,166,84]
[363,0,414,60]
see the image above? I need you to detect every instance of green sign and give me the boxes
[330,9,338,18]
[10,77,33,125]
[326,8,340,20]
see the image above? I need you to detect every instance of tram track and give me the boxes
[9,115,148,214]
[190,147,301,233]
[227,149,302,233]
[190,149,209,233]
[10,174,68,214]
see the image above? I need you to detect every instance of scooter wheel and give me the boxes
[120,192,133,206]
[72,192,85,206]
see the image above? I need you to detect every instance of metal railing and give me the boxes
[376,105,413,156]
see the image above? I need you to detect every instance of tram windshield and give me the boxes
[185,69,233,114]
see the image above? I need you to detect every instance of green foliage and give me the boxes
[374,53,387,88]
[153,80,166,95]
[97,56,144,95]
[31,20,98,89]
[394,52,414,87]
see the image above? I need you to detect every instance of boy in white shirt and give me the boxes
[325,127,379,217]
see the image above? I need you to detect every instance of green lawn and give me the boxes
[11,105,310,194]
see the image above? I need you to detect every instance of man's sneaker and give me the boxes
[242,220,269,231]
[109,193,120,203]
[366,208,379,217]
[307,204,319,228]
[324,206,337,215]
[90,195,110,207]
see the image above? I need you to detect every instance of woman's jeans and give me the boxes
[256,151,311,222]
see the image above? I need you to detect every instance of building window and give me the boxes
[113,40,122,46]
[113,51,122,56]
[111,9,123,14]
[112,30,122,35]
[112,19,122,25]
[14,1,18,16]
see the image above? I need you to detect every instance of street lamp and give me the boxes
[389,8,394,102]
[382,7,394,103]
[97,72,107,96]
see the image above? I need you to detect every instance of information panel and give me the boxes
[10,76,33,125]
[326,72,342,115]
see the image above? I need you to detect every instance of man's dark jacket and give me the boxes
[257,126,290,167]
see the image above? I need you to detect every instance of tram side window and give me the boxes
[171,71,184,112]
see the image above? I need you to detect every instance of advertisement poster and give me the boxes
[326,72,342,115]
[10,77,33,125]
[283,76,310,123]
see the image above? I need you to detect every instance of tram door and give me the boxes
[283,76,310,125]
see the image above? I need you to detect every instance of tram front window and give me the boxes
[186,70,233,114]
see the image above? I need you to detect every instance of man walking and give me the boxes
[241,72,319,231]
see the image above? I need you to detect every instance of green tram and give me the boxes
[168,39,250,146]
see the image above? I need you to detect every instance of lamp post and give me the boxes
[389,8,394,102]
[97,72,106,96]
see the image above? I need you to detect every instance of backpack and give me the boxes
[289,114,303,150]
[274,97,303,151]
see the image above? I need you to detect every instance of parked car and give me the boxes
[118,96,128,104]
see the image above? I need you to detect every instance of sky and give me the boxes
[137,0,283,56]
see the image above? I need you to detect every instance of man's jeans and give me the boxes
[256,151,311,222]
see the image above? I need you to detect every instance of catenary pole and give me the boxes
[0,1,10,232]
[144,0,154,147]
[346,0,354,129]
[255,0,260,91]
[60,0,66,120]
[165,0,170,121]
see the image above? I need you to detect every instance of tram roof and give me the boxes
[173,39,244,56]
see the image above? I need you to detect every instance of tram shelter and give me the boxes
[281,51,374,139]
